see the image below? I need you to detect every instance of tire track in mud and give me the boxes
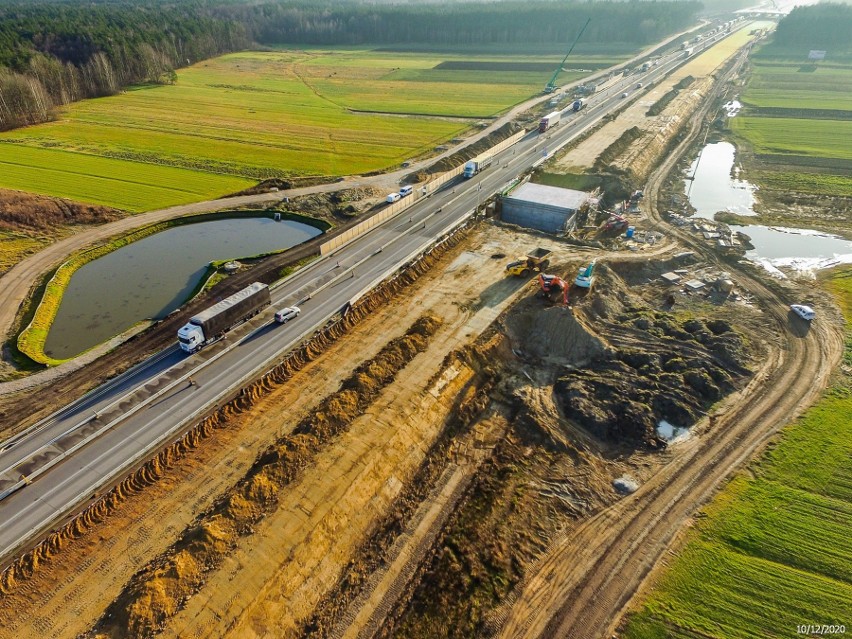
[491,45,846,639]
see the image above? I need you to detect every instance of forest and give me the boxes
[0,0,702,132]
[772,3,851,51]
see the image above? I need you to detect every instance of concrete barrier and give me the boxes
[319,129,525,256]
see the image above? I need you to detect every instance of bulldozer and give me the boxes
[506,248,551,277]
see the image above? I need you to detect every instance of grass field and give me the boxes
[0,144,255,213]
[0,46,631,211]
[622,268,852,639]
[732,118,852,159]
[0,230,49,274]
[732,45,852,197]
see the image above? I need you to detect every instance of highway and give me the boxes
[0,23,739,563]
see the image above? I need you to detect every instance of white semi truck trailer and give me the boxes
[177,281,271,353]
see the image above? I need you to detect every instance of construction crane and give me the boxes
[544,18,591,94]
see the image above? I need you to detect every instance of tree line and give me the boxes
[222,1,701,48]
[0,1,246,130]
[772,3,851,52]
[0,0,701,132]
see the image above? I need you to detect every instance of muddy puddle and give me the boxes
[657,419,690,444]
[685,142,852,274]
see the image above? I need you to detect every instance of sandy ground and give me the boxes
[552,24,768,174]
[0,225,574,638]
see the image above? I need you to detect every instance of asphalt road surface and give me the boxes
[0,27,733,562]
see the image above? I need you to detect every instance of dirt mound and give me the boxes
[0,189,122,230]
[276,186,385,223]
[405,122,522,181]
[88,315,442,638]
[554,313,748,448]
[228,175,339,197]
[504,306,606,367]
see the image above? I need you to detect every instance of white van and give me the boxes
[790,304,815,321]
[275,306,301,323]
[386,192,401,203]
[399,185,414,197]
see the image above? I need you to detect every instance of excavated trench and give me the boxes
[86,315,442,638]
[0,225,473,600]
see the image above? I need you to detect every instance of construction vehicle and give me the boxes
[177,282,270,353]
[506,248,551,277]
[544,18,591,93]
[538,273,569,304]
[602,214,628,232]
[574,260,596,289]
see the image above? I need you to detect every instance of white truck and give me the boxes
[539,110,562,132]
[177,282,271,353]
[463,153,493,178]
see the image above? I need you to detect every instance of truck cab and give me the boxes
[177,322,206,353]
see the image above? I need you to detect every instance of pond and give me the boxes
[44,215,321,359]
[685,141,852,274]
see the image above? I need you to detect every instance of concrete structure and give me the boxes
[501,183,591,234]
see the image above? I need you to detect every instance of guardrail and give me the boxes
[319,129,525,256]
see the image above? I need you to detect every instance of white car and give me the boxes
[621,92,629,98]
[275,306,301,323]
[790,304,815,321]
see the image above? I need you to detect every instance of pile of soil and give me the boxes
[503,306,606,367]
[0,189,122,231]
[555,311,749,449]
[499,263,752,450]
[275,186,385,223]
[404,122,522,182]
[228,175,340,197]
[88,315,442,638]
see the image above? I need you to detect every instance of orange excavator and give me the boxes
[538,273,569,305]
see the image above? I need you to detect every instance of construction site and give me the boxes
[0,14,846,639]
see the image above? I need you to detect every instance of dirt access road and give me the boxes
[491,47,847,639]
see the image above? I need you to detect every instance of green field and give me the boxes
[0,144,255,212]
[732,48,852,197]
[622,269,852,639]
[0,47,629,212]
[732,117,852,159]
